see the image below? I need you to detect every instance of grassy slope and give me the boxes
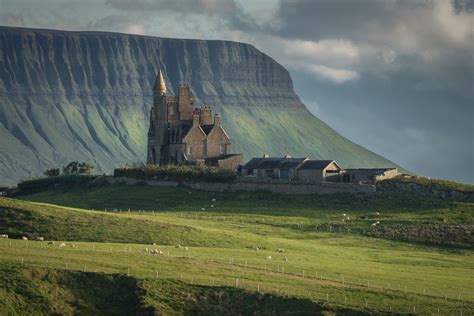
[0,185,473,314]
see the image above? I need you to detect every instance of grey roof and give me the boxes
[200,124,214,135]
[344,168,396,174]
[298,160,338,170]
[243,157,307,170]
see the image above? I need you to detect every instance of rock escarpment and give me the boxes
[0,26,398,184]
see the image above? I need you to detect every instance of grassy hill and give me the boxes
[1,185,473,314]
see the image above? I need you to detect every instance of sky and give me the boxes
[1,0,473,183]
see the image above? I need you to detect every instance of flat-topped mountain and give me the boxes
[0,26,399,184]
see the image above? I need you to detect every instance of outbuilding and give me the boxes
[342,168,399,184]
[297,160,343,183]
[240,155,308,180]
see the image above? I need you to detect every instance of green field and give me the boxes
[1,184,473,315]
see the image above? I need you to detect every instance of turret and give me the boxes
[153,69,167,96]
[199,105,213,125]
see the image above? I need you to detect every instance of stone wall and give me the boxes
[107,176,374,195]
[377,180,474,202]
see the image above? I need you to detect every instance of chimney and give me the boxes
[192,110,200,126]
[263,154,269,158]
[214,113,221,126]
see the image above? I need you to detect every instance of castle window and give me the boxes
[219,144,226,154]
[187,145,192,155]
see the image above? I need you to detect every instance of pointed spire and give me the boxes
[154,69,167,95]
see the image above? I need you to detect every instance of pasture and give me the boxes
[0,184,473,315]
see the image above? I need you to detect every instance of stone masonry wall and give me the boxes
[107,176,374,195]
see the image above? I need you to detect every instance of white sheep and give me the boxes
[71,244,77,248]
[0,234,8,239]
[376,212,380,216]
[266,256,272,260]
[175,244,181,248]
[276,248,285,253]
[371,223,377,227]
[36,237,44,241]
[211,204,214,208]
[48,241,55,245]
[200,208,206,211]
[376,221,380,224]
[342,213,346,217]
[59,242,66,248]
[21,236,28,241]
[185,246,189,251]
[283,257,288,262]
[211,198,216,202]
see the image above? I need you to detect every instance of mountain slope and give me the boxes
[0,26,400,184]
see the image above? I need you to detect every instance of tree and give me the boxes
[63,161,94,175]
[43,168,60,177]
[78,162,94,174]
[63,161,79,175]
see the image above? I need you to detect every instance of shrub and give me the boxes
[17,174,97,195]
[114,163,236,183]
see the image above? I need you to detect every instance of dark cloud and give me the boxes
[105,0,259,32]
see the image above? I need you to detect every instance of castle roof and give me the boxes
[153,69,166,95]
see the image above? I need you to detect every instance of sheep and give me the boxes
[283,257,288,262]
[376,212,380,216]
[376,221,380,224]
[200,208,206,211]
[185,246,189,251]
[48,241,55,245]
[71,244,77,248]
[21,236,28,241]
[211,198,216,202]
[36,237,44,241]
[144,248,149,252]
[175,244,181,248]
[152,242,157,246]
[266,256,272,260]
[342,213,346,217]
[346,216,350,220]
[211,204,214,208]
[0,234,8,239]
[276,248,285,253]
[59,242,66,248]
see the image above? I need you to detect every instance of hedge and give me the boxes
[17,174,97,195]
[114,164,236,183]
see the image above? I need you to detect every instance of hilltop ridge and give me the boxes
[0,26,400,184]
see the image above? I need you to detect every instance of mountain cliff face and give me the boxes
[0,26,399,184]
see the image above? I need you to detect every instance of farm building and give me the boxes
[240,155,308,180]
[297,160,343,183]
[342,168,399,184]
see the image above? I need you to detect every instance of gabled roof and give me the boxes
[298,160,340,170]
[200,124,214,135]
[243,157,307,169]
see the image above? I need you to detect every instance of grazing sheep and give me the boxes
[59,242,66,248]
[21,236,28,241]
[36,237,44,241]
[266,256,272,260]
[144,248,149,252]
[376,212,380,216]
[152,242,156,246]
[48,241,55,245]
[346,217,350,220]
[185,246,189,251]
[200,208,206,211]
[175,244,181,248]
[283,257,288,262]
[376,221,380,224]
[211,198,216,202]
[71,244,77,248]
[211,204,214,208]
[0,234,8,239]
[342,213,346,217]
[276,248,285,253]
[255,246,260,251]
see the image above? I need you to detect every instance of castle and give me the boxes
[147,70,243,170]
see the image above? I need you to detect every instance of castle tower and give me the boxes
[147,69,168,164]
[178,83,194,121]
